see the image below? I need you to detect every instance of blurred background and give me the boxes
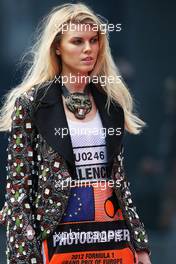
[0,0,176,263]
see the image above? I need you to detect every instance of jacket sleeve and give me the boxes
[112,144,151,256]
[0,96,43,264]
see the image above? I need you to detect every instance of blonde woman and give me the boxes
[0,3,151,264]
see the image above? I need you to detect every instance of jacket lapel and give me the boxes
[90,83,124,163]
[32,79,124,177]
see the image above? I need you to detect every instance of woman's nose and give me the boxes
[83,41,91,53]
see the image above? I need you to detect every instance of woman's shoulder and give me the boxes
[92,82,124,116]
[18,82,50,111]
[110,97,124,119]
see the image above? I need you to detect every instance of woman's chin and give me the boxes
[76,65,95,74]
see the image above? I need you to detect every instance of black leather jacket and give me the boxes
[0,80,151,263]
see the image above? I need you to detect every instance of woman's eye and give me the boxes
[73,39,82,45]
[72,38,98,45]
[91,38,98,44]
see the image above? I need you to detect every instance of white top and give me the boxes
[66,110,109,182]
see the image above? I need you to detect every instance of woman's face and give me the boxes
[56,23,99,76]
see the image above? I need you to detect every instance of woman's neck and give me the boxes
[60,71,90,93]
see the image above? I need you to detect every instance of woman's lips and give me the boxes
[82,57,93,61]
[81,57,94,64]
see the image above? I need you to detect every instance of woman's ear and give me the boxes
[55,42,61,55]
[56,47,60,55]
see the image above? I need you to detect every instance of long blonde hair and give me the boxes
[0,2,146,134]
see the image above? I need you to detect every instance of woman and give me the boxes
[0,3,152,264]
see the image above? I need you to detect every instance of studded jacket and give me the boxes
[0,80,151,263]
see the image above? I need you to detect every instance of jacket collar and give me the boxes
[32,78,124,177]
